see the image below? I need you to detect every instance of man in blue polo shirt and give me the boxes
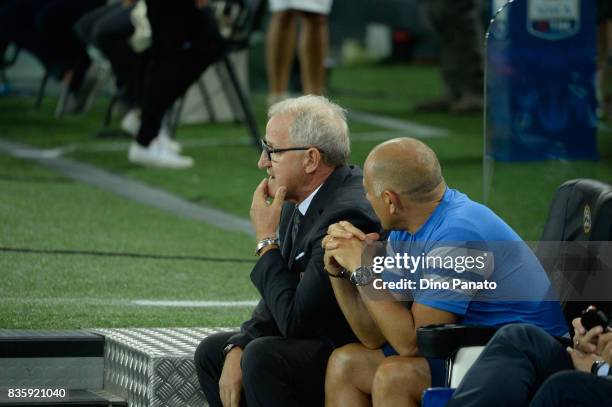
[383,187,566,332]
[322,137,567,407]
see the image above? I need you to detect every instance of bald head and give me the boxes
[365,138,444,202]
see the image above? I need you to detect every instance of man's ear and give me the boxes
[303,148,321,174]
[384,190,403,215]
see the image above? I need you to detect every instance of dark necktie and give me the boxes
[284,205,302,261]
[291,206,302,246]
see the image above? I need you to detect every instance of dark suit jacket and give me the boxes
[226,165,381,349]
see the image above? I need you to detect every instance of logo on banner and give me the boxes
[527,0,580,40]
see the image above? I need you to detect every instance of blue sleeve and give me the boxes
[413,269,472,316]
[416,297,470,316]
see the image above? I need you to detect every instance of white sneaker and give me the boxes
[156,127,182,153]
[128,141,194,169]
[121,108,141,136]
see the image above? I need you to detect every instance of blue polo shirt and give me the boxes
[385,187,567,337]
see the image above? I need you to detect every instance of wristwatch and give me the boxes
[591,360,607,375]
[350,265,376,286]
[255,237,280,256]
[223,343,239,358]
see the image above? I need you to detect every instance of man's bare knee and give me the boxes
[326,343,366,384]
[373,357,409,392]
[373,356,429,399]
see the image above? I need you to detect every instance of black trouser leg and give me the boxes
[137,53,222,143]
[0,0,55,73]
[241,336,333,407]
[35,0,104,89]
[425,0,484,98]
[73,3,118,45]
[0,0,40,58]
[530,370,612,407]
[447,324,574,407]
[135,55,193,146]
[91,5,138,99]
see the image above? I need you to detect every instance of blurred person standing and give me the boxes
[416,0,484,114]
[127,0,225,168]
[266,0,332,105]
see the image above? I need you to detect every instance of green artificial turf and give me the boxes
[1,299,251,329]
[0,154,256,328]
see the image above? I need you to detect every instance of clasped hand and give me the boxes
[322,221,379,275]
[567,317,612,372]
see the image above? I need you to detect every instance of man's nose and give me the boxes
[257,150,270,169]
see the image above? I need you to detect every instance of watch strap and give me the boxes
[223,343,238,357]
[325,268,348,279]
[255,237,280,256]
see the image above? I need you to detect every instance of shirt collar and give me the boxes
[297,184,323,216]
[412,186,451,237]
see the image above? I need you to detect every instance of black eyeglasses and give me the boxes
[260,139,310,161]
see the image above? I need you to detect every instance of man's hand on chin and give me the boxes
[250,178,286,241]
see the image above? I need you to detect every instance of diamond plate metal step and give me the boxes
[93,327,236,407]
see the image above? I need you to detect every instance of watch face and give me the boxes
[592,360,605,375]
[352,266,374,286]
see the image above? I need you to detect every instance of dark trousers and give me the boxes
[194,331,334,407]
[530,369,612,407]
[424,0,484,98]
[0,0,25,58]
[448,324,612,407]
[0,0,98,82]
[0,0,60,76]
[35,0,104,90]
[74,3,143,107]
[136,0,224,146]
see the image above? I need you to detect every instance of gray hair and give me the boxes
[268,95,350,166]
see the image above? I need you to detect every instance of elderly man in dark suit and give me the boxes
[194,95,380,407]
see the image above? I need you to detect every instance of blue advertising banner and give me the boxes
[486,0,598,161]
